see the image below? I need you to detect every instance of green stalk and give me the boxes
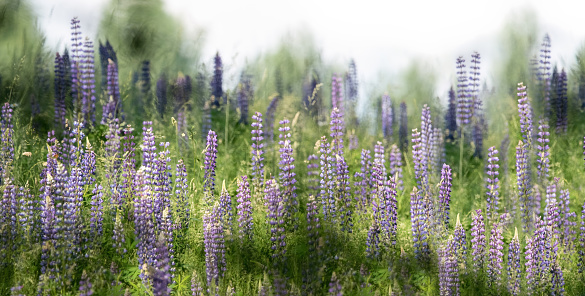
[225,96,229,156]
[459,127,464,180]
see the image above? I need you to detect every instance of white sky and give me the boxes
[31,0,585,99]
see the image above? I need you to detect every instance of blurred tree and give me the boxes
[0,0,49,131]
[573,44,585,109]
[98,0,203,83]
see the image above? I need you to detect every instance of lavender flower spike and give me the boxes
[487,217,504,287]
[517,83,533,147]
[470,209,486,271]
[236,176,253,242]
[381,94,393,140]
[251,112,265,196]
[507,228,521,295]
[456,56,471,125]
[486,146,500,223]
[203,130,218,206]
[536,119,550,184]
[438,164,452,231]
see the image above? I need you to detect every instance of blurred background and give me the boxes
[2,0,585,133]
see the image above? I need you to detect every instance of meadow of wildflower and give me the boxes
[1,3,585,296]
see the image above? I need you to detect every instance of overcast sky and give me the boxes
[31,0,585,98]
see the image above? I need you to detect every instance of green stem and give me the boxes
[459,128,464,180]
[225,97,229,156]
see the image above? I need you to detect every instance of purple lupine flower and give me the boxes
[354,149,372,212]
[330,108,345,155]
[135,172,156,282]
[264,178,286,266]
[152,234,171,296]
[331,74,344,116]
[203,204,226,289]
[265,96,280,145]
[380,172,398,245]
[420,105,432,187]
[439,236,460,296]
[536,119,550,183]
[1,177,16,253]
[556,68,568,133]
[551,260,565,295]
[203,130,218,206]
[236,176,253,242]
[140,60,151,108]
[452,214,467,265]
[210,52,223,106]
[258,275,272,296]
[319,136,335,221]
[79,270,93,296]
[306,154,321,196]
[398,102,408,153]
[347,59,358,103]
[371,142,386,202]
[272,272,287,296]
[102,59,122,123]
[578,200,585,273]
[328,272,343,296]
[81,38,96,125]
[472,119,484,159]
[445,86,458,141]
[10,285,24,296]
[411,128,424,189]
[469,52,481,118]
[306,195,322,284]
[381,94,393,139]
[545,181,560,236]
[517,83,533,147]
[526,217,555,293]
[438,164,452,231]
[16,185,34,238]
[516,140,533,231]
[278,118,298,223]
[156,74,168,118]
[487,217,504,287]
[1,102,14,184]
[411,187,429,259]
[330,110,352,232]
[70,17,83,119]
[558,189,576,249]
[456,56,471,125]
[191,270,203,296]
[238,73,253,124]
[486,147,500,223]
[389,144,403,191]
[152,142,173,233]
[471,209,486,271]
[507,228,521,295]
[251,112,265,195]
[54,53,67,129]
[524,235,537,290]
[366,219,381,259]
[538,34,552,117]
[99,40,117,89]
